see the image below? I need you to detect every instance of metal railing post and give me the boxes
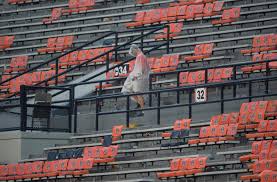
[166,25,170,54]
[188,89,192,119]
[157,92,161,125]
[177,72,180,104]
[115,32,118,61]
[149,75,152,107]
[20,85,27,132]
[74,100,78,133]
[95,99,99,131]
[68,86,74,133]
[126,95,130,128]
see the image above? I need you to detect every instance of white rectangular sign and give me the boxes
[195,88,207,103]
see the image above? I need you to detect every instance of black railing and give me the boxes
[0,25,170,101]
[74,74,277,131]
[60,59,277,104]
[20,85,73,132]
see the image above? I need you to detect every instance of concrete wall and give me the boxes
[0,131,72,164]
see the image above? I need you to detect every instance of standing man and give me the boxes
[122,44,151,117]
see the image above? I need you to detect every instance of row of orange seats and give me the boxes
[246,120,277,139]
[0,158,94,180]
[0,36,14,51]
[241,34,277,55]
[259,170,277,182]
[4,56,28,74]
[241,53,277,73]
[184,43,214,62]
[126,1,224,28]
[161,119,191,138]
[50,47,113,69]
[83,145,119,163]
[188,124,238,144]
[157,157,208,179]
[240,140,277,181]
[37,36,74,54]
[42,0,95,24]
[240,140,277,162]
[0,70,65,96]
[210,112,239,126]
[239,100,277,127]
[154,23,183,40]
[179,67,233,85]
[62,0,95,15]
[148,54,180,73]
[212,7,241,25]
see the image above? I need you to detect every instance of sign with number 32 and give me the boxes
[195,88,207,103]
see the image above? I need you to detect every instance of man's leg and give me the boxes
[137,96,145,109]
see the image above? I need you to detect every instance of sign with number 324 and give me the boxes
[194,88,207,103]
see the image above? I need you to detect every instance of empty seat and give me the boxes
[62,0,95,15]
[212,7,241,25]
[4,56,28,73]
[155,23,183,40]
[42,8,63,24]
[37,36,74,54]
[185,43,214,62]
[0,36,15,50]
[241,34,277,55]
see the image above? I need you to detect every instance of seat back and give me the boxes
[47,38,57,48]
[170,159,180,171]
[8,164,17,176]
[212,1,224,12]
[173,119,191,131]
[112,125,124,138]
[179,72,189,85]
[0,165,8,177]
[68,0,79,9]
[210,115,221,125]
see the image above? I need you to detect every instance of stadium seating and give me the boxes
[212,7,241,25]
[4,56,28,73]
[62,0,96,15]
[37,36,74,54]
[184,43,214,62]
[157,156,207,179]
[241,34,277,55]
[0,0,277,181]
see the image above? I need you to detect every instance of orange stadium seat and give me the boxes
[185,43,214,62]
[38,36,74,54]
[43,8,63,24]
[126,11,145,28]
[4,56,28,73]
[212,7,241,25]
[155,23,183,40]
[62,0,95,15]
[241,34,277,55]
[0,36,14,50]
